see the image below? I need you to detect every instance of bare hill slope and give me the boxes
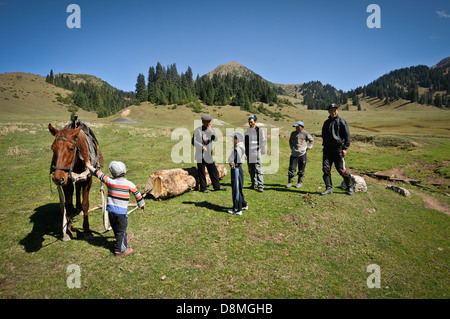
[0,72,97,123]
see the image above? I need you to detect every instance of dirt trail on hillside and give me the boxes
[363,164,450,216]
[409,190,450,216]
[120,109,131,117]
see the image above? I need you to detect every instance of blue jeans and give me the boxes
[231,166,247,212]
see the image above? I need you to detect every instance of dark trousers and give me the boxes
[322,148,352,187]
[197,160,221,191]
[231,166,247,212]
[322,148,348,176]
[108,212,128,253]
[288,153,307,179]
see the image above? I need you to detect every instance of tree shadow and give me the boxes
[20,203,114,253]
[182,201,229,213]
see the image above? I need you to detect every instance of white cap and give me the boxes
[109,161,126,177]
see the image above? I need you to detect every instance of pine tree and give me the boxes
[49,69,54,84]
[135,73,147,102]
[434,93,442,108]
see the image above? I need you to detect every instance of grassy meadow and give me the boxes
[0,73,449,299]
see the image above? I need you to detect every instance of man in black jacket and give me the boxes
[192,114,226,193]
[321,104,354,195]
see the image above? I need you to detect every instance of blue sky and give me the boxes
[0,0,449,92]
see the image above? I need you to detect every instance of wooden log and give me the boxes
[144,164,227,199]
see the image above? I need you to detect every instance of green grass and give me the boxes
[0,100,449,299]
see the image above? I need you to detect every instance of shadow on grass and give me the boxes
[182,200,229,213]
[255,183,323,195]
[20,203,114,253]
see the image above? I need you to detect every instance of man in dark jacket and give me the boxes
[321,104,354,195]
[193,114,226,193]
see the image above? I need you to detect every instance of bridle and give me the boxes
[51,136,82,175]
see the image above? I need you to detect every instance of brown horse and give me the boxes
[48,123,103,241]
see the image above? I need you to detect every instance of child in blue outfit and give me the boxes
[227,132,248,216]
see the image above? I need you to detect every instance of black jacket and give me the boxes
[192,125,216,163]
[321,115,351,151]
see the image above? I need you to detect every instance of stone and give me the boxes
[341,175,367,192]
[386,185,411,197]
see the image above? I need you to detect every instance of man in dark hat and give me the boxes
[320,104,354,195]
[192,114,226,193]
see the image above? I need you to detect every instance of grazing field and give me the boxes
[0,92,449,298]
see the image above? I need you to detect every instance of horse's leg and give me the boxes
[63,183,75,239]
[75,182,82,212]
[81,177,93,239]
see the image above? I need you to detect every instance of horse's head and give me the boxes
[49,124,82,186]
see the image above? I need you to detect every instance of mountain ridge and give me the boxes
[1,56,448,119]
[205,61,264,80]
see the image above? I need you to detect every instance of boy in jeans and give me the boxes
[227,132,248,216]
[86,161,145,256]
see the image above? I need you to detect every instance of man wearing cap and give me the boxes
[320,104,354,195]
[244,115,266,192]
[192,114,226,193]
[287,121,314,188]
[227,131,248,215]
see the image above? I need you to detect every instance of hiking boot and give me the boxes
[343,174,354,196]
[227,210,242,216]
[296,182,303,189]
[321,188,333,196]
[242,205,249,210]
[115,248,133,257]
[321,174,333,195]
[347,187,354,196]
[257,188,264,192]
[286,182,293,188]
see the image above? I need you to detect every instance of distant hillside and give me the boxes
[45,70,135,117]
[205,62,263,80]
[59,73,115,89]
[432,56,450,71]
[195,62,278,110]
[346,57,450,109]
[142,61,279,115]
[3,57,448,123]
[0,72,98,122]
